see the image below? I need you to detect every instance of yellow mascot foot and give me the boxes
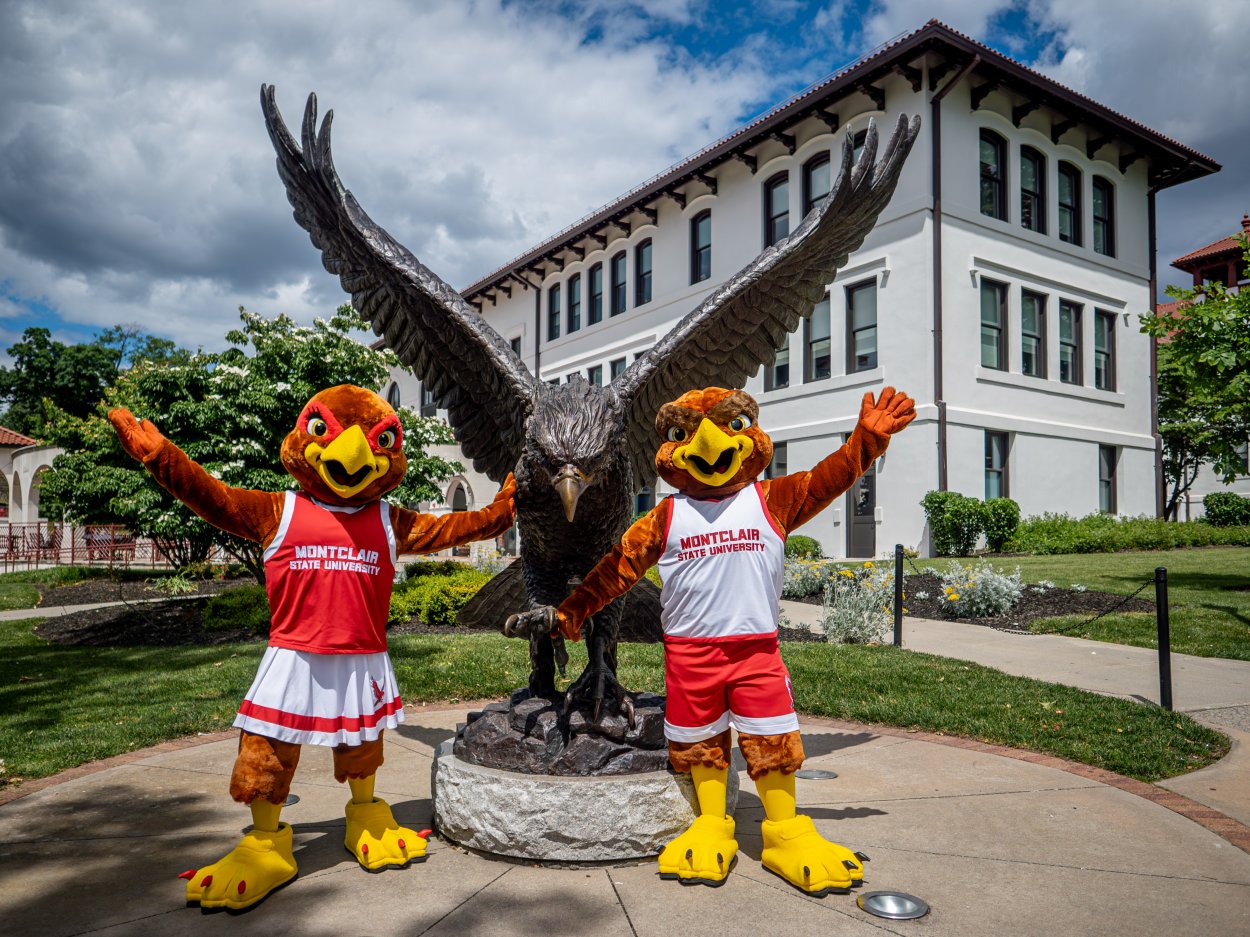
[180,823,298,912]
[657,814,738,887]
[344,797,428,871]
[760,815,863,897]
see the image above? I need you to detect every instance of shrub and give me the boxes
[389,568,491,626]
[1204,492,1250,527]
[202,585,271,635]
[403,559,468,580]
[782,558,841,598]
[820,560,894,644]
[936,559,1022,617]
[921,490,984,556]
[983,498,1020,551]
[784,535,823,559]
[1007,512,1250,554]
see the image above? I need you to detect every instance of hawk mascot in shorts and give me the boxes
[110,384,515,910]
[507,384,914,895]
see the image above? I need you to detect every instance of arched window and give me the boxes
[610,251,627,315]
[1092,177,1115,257]
[979,130,1007,220]
[1020,146,1046,233]
[385,382,401,409]
[690,210,711,283]
[802,152,831,217]
[634,239,652,306]
[764,172,790,246]
[1058,162,1082,245]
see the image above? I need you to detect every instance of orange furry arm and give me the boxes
[389,474,516,555]
[764,387,915,535]
[109,409,283,543]
[556,498,671,641]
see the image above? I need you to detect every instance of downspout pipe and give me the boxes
[1147,183,1162,518]
[930,54,980,492]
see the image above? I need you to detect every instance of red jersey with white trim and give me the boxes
[262,492,398,654]
[656,483,785,639]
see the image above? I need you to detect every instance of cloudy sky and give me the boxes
[1,0,1246,353]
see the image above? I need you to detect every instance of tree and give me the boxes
[1141,240,1250,519]
[42,307,460,580]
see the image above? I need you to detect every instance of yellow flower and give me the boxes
[950,593,961,601]
[839,569,855,578]
[863,561,875,568]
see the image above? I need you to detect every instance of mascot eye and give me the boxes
[306,416,328,437]
[729,414,753,432]
[377,429,397,449]
[666,426,688,442]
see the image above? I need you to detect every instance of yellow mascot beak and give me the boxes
[305,425,390,498]
[672,418,754,487]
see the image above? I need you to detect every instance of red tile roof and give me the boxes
[0,426,38,447]
[1173,215,1249,267]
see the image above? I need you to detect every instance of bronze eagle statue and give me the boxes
[260,84,919,715]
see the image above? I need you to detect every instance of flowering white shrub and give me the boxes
[936,559,1023,617]
[1070,583,1087,593]
[782,558,842,598]
[820,561,896,644]
[1030,579,1056,593]
[472,549,510,575]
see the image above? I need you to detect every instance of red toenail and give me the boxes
[238,881,246,894]
[417,829,432,838]
[398,839,406,850]
[178,869,195,880]
[201,875,213,887]
[362,843,368,855]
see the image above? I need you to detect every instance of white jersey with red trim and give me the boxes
[657,482,786,639]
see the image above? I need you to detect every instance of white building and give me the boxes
[385,20,1218,558]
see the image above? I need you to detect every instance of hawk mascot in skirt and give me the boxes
[110,384,515,910]
[507,385,913,895]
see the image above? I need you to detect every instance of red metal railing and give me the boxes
[0,523,225,573]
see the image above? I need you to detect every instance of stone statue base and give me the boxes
[431,738,741,862]
[453,688,669,776]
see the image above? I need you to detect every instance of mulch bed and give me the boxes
[792,572,1154,633]
[38,576,249,608]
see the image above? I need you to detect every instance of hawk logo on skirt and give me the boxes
[370,678,385,709]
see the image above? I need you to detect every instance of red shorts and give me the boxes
[662,633,799,743]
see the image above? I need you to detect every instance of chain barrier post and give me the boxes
[1155,566,1173,711]
[893,543,904,647]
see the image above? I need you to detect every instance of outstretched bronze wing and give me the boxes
[261,86,535,482]
[611,113,921,487]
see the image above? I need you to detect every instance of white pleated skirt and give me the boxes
[232,646,406,747]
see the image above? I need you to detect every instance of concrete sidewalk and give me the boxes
[2,705,1250,937]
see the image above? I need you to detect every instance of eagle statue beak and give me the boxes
[553,464,591,523]
[672,418,754,487]
[305,424,389,498]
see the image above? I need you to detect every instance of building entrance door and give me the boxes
[847,465,876,558]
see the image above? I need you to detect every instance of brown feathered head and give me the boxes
[280,385,407,505]
[654,387,773,498]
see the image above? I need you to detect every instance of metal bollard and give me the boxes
[1155,566,1173,711]
[893,543,904,647]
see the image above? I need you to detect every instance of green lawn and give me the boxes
[0,617,1226,787]
[1000,548,1250,660]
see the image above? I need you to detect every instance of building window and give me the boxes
[609,357,626,381]
[765,334,789,391]
[1234,438,1249,473]
[610,251,627,315]
[690,210,711,283]
[1058,162,1082,245]
[1021,290,1047,378]
[764,172,790,247]
[566,372,579,384]
[1099,445,1117,514]
[567,273,581,333]
[546,377,560,386]
[847,280,878,372]
[385,382,401,409]
[979,130,1007,221]
[1020,146,1046,233]
[985,431,1009,500]
[802,152,831,216]
[547,285,561,341]
[765,441,788,480]
[635,486,655,515]
[588,263,603,324]
[1092,177,1115,257]
[587,365,603,386]
[852,129,867,166]
[1094,309,1116,391]
[804,293,832,382]
[1059,300,1083,384]
[980,278,1007,370]
[509,336,522,357]
[635,239,652,306]
[420,386,436,418]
